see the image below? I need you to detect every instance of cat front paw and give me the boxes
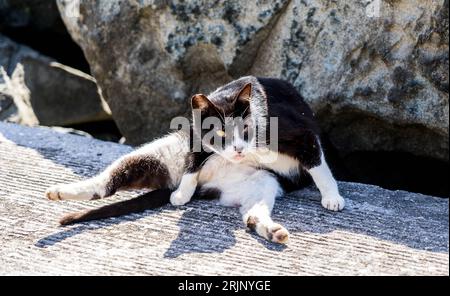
[321,194,345,211]
[45,185,63,201]
[268,224,290,244]
[170,190,191,206]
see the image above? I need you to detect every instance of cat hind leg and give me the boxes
[46,150,172,201]
[238,171,289,244]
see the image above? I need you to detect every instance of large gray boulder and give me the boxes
[57,0,448,160]
[0,34,111,126]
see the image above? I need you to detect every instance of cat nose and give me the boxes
[234,146,243,153]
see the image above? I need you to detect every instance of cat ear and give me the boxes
[191,94,213,111]
[236,83,252,103]
[233,83,252,115]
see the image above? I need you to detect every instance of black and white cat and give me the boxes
[45,76,344,244]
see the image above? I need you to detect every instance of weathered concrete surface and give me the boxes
[0,122,448,275]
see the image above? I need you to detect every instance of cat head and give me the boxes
[191,83,257,163]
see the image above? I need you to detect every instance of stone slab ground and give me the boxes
[0,122,448,275]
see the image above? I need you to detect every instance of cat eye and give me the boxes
[216,130,226,137]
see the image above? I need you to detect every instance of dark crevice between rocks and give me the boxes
[323,136,449,198]
[1,26,91,75]
[319,115,449,198]
[1,26,90,74]
[66,121,123,144]
[0,1,91,74]
[341,151,448,198]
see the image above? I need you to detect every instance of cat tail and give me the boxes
[59,188,173,226]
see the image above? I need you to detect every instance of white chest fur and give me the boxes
[198,154,283,207]
[250,149,300,178]
[198,156,253,206]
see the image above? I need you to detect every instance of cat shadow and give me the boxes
[163,207,239,258]
[247,232,288,252]
[34,210,154,248]
[35,201,286,254]
[163,204,287,258]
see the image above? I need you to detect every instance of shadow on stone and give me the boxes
[34,200,287,255]
[163,207,239,258]
[34,211,155,248]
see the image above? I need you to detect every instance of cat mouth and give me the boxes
[232,154,245,161]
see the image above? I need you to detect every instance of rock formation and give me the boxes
[0,34,111,126]
[53,0,448,161]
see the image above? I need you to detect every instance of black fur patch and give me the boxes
[259,77,322,169]
[59,188,172,225]
[105,155,170,196]
[185,151,213,173]
[194,187,222,200]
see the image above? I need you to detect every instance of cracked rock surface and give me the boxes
[0,122,448,275]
